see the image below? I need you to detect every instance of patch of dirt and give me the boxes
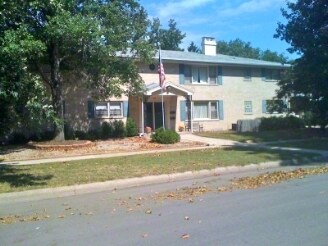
[0,136,205,162]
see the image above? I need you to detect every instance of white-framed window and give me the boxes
[194,102,209,119]
[244,101,253,114]
[185,65,217,84]
[244,68,252,81]
[95,103,108,117]
[95,101,123,118]
[264,69,281,81]
[263,99,286,114]
[193,101,220,120]
[109,102,122,116]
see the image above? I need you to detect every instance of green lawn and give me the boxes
[268,139,328,151]
[196,129,328,143]
[0,147,319,193]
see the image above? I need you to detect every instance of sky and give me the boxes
[138,0,297,59]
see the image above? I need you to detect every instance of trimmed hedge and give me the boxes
[259,116,305,131]
[126,118,138,137]
[151,128,180,144]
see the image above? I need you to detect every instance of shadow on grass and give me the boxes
[197,128,328,143]
[229,145,325,167]
[0,165,53,188]
[0,144,33,160]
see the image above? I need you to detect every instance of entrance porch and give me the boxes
[129,82,193,133]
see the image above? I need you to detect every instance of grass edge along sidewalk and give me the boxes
[196,129,328,144]
[0,147,321,193]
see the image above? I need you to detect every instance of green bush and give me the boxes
[75,130,88,140]
[8,132,28,145]
[126,118,138,137]
[112,120,126,138]
[259,116,305,131]
[101,121,113,139]
[151,128,180,144]
[29,130,55,142]
[64,122,75,140]
[86,129,100,140]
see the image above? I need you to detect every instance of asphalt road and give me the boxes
[1,166,328,246]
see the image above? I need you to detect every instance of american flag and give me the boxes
[158,50,166,90]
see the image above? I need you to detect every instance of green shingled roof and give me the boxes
[159,50,289,68]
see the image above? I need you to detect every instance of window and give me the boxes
[263,100,286,114]
[193,101,221,120]
[95,103,108,117]
[110,102,122,116]
[193,102,208,119]
[184,65,217,84]
[210,102,218,119]
[95,102,123,118]
[263,69,281,81]
[209,67,217,84]
[244,101,253,114]
[244,68,252,81]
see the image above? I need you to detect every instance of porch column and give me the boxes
[141,98,144,134]
[185,95,192,132]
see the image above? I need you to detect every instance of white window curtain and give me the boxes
[194,102,208,119]
[210,102,218,119]
[198,67,207,83]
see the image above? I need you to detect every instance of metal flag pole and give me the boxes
[159,45,165,130]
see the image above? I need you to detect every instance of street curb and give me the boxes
[0,161,282,204]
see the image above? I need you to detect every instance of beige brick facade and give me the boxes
[63,53,286,133]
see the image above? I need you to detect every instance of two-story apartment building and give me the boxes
[64,37,288,133]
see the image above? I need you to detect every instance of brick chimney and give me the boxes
[202,37,217,56]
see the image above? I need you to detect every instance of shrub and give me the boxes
[151,128,180,144]
[259,116,305,131]
[75,130,88,140]
[126,118,138,137]
[86,129,101,140]
[112,120,126,138]
[101,122,113,139]
[38,130,55,141]
[29,130,55,142]
[8,132,28,145]
[64,122,75,140]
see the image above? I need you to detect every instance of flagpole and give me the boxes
[159,46,165,130]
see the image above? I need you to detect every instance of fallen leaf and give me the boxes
[181,234,190,239]
[218,187,228,192]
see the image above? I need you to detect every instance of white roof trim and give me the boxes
[145,81,193,96]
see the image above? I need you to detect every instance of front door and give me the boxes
[144,102,165,130]
[154,102,164,129]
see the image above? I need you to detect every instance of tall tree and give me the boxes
[187,41,201,53]
[216,38,288,63]
[0,0,153,140]
[148,18,186,51]
[217,39,261,59]
[275,0,328,128]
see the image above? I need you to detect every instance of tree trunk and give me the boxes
[50,43,65,141]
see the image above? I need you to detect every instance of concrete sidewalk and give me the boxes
[179,133,239,146]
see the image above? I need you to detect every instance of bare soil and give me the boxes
[0,136,205,162]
